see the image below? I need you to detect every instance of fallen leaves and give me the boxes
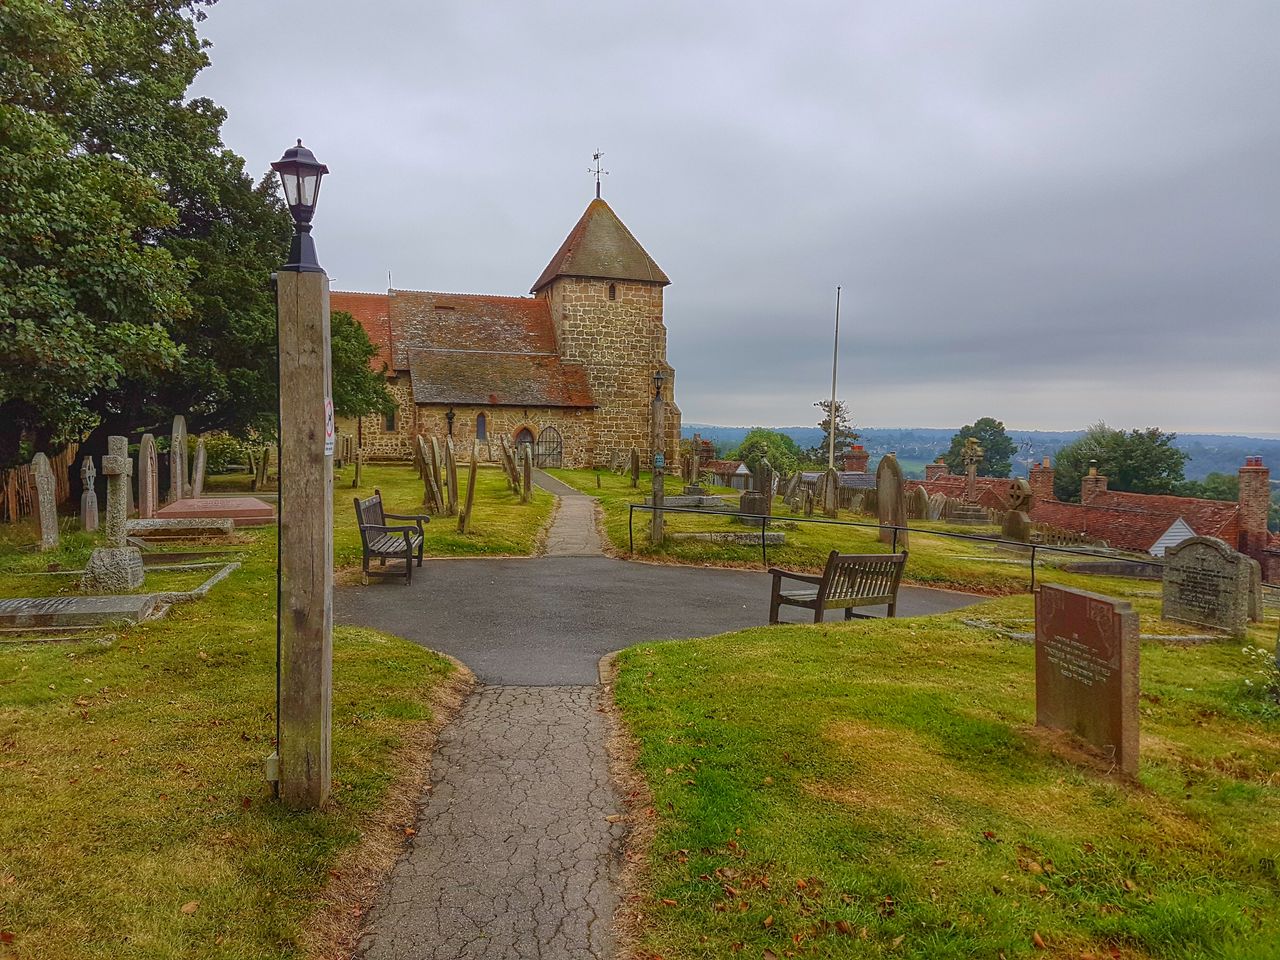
[179,901,198,915]
[1032,930,1046,949]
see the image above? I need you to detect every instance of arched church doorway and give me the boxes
[534,427,563,468]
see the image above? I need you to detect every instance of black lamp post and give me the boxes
[271,139,329,273]
[653,368,666,400]
[446,408,456,436]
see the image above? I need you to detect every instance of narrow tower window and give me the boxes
[476,412,487,441]
[608,283,617,301]
[384,409,397,432]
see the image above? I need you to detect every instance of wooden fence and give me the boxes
[0,445,79,524]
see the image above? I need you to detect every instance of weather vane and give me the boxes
[590,150,608,199]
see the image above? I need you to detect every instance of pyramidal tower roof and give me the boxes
[531,198,669,293]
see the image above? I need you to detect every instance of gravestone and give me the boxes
[138,434,159,518]
[84,436,145,591]
[1002,509,1033,543]
[79,457,99,532]
[961,437,984,503]
[875,455,907,546]
[927,492,946,521]
[444,438,459,516]
[630,448,640,488]
[418,437,443,513]
[802,489,814,517]
[522,444,533,504]
[783,473,801,506]
[909,486,930,520]
[32,453,58,551]
[683,452,705,495]
[822,466,839,518]
[1035,585,1139,777]
[254,444,270,492]
[753,459,775,516]
[458,440,480,534]
[191,436,207,497]
[1161,536,1253,636]
[169,415,189,502]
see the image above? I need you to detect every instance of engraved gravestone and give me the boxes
[822,466,840,518]
[1036,585,1139,776]
[875,454,907,546]
[1161,536,1252,636]
[191,436,207,497]
[32,452,58,551]
[79,457,99,532]
[169,415,189,502]
[138,434,158,518]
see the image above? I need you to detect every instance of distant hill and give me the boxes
[683,423,1280,482]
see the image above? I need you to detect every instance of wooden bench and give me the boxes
[768,550,908,623]
[354,489,429,585]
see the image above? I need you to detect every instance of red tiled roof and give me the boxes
[531,198,669,293]
[388,289,559,370]
[331,291,392,373]
[1028,501,1179,552]
[407,350,594,409]
[906,475,1012,511]
[1088,491,1239,543]
[706,460,745,474]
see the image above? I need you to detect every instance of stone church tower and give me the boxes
[531,198,680,465]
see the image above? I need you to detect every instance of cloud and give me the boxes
[191,0,1280,433]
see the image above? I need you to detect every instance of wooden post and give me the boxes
[459,440,479,533]
[275,268,333,811]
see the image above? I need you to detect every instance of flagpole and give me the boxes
[827,286,841,471]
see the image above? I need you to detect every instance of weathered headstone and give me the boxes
[522,444,533,504]
[418,436,443,513]
[753,458,775,516]
[802,489,814,517]
[254,444,271,492]
[630,448,641,488]
[84,436,145,591]
[32,453,58,551]
[1035,585,1139,777]
[79,457,99,532]
[875,455,907,546]
[822,466,839,518]
[169,415,189,502]
[458,441,480,534]
[191,436,207,498]
[444,438,459,516]
[1002,509,1033,543]
[138,434,159,518]
[909,485,930,520]
[926,492,946,521]
[1161,536,1254,636]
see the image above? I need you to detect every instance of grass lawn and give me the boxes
[547,468,1165,598]
[613,594,1280,959]
[0,457,553,958]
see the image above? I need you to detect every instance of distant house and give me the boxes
[706,459,752,490]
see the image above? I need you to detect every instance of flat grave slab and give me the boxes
[155,496,275,527]
[0,594,156,629]
[127,517,235,538]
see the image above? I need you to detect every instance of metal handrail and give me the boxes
[626,502,1183,591]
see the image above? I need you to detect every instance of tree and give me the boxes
[942,418,1016,478]
[330,311,395,419]
[731,428,803,474]
[1175,472,1238,502]
[809,400,859,463]
[1052,423,1188,501]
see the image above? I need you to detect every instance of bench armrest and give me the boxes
[768,568,823,584]
[384,512,431,524]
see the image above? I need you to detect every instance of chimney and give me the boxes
[1237,456,1270,561]
[840,444,870,473]
[924,457,949,481]
[1080,459,1108,504]
[1029,456,1056,502]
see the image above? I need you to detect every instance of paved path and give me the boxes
[343,478,977,959]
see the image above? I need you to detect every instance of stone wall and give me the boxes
[544,277,680,467]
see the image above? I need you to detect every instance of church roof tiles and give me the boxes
[530,198,669,293]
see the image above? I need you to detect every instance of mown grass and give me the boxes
[548,468,1165,598]
[0,459,552,958]
[614,596,1280,959]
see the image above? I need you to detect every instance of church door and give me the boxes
[515,428,535,460]
[534,427,563,468]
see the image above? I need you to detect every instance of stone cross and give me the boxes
[31,452,58,551]
[191,436,207,497]
[83,435,145,591]
[138,434,158,518]
[169,415,189,502]
[101,435,132,548]
[961,437,984,503]
[79,457,99,532]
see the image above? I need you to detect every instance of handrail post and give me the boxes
[892,526,899,555]
[761,515,768,568]
[1030,543,1036,592]
[628,504,634,554]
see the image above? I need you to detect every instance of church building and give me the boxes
[331,196,679,469]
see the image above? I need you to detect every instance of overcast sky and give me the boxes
[191,1,1279,434]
